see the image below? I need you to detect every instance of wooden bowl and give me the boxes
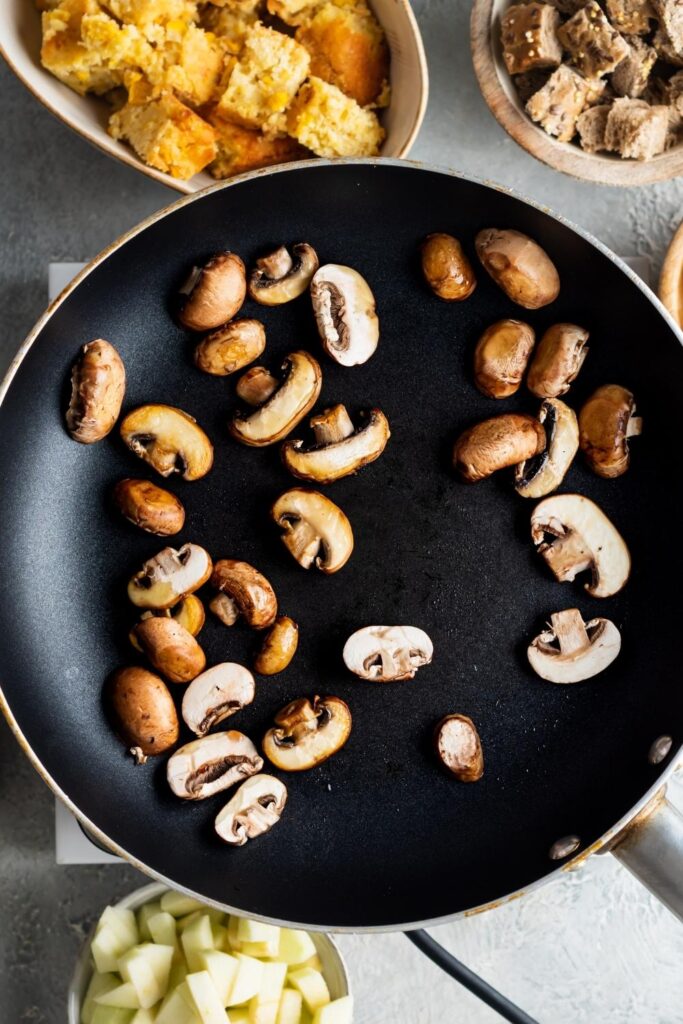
[659,220,683,325]
[1,0,428,194]
[471,0,683,186]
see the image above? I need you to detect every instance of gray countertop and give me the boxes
[2,2,683,1020]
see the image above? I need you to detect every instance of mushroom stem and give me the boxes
[210,593,239,626]
[258,247,293,279]
[540,531,592,582]
[549,608,590,655]
[311,405,355,444]
[236,367,279,406]
[281,519,321,569]
[626,414,643,437]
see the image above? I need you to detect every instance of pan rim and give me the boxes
[1,156,681,931]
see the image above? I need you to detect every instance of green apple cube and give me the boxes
[186,970,230,1024]
[149,912,178,948]
[138,943,175,990]
[236,920,280,946]
[182,916,215,971]
[130,1012,158,1024]
[228,1011,250,1024]
[212,923,228,951]
[275,990,303,1024]
[118,946,169,1009]
[92,926,135,975]
[90,1008,135,1024]
[241,941,279,959]
[274,931,316,967]
[95,983,141,1010]
[287,970,330,1014]
[226,955,264,1006]
[178,912,203,933]
[81,972,120,1024]
[99,907,139,948]
[226,918,242,952]
[136,902,162,942]
[248,962,287,1024]
[198,950,239,1007]
[156,984,201,1024]
[169,954,189,991]
[161,893,207,918]
[311,997,353,1024]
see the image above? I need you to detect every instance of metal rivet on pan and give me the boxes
[648,735,673,765]
[548,835,581,861]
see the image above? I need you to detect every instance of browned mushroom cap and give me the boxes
[475,229,560,309]
[249,243,319,305]
[435,714,484,782]
[473,319,536,399]
[194,319,266,377]
[130,595,206,651]
[65,339,126,444]
[453,413,546,482]
[420,234,477,302]
[132,616,206,684]
[526,323,589,398]
[112,479,185,536]
[230,351,322,447]
[107,666,179,763]
[215,775,288,846]
[262,696,352,771]
[281,406,390,484]
[178,252,246,331]
[578,384,642,479]
[271,488,354,573]
[211,560,278,629]
[119,405,214,481]
[167,731,263,800]
[254,616,299,675]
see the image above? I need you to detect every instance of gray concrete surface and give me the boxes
[2,0,683,1020]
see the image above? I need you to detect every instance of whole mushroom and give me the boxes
[178,252,246,331]
[130,595,206,651]
[262,696,352,771]
[107,666,179,765]
[475,228,560,309]
[473,319,536,399]
[230,351,322,447]
[310,264,379,366]
[526,323,589,398]
[249,243,319,305]
[281,405,390,484]
[579,384,642,478]
[167,731,263,800]
[514,399,579,499]
[112,479,185,536]
[182,663,256,736]
[435,714,484,782]
[210,560,278,629]
[132,616,206,684]
[271,488,354,573]
[420,233,477,302]
[65,339,126,444]
[453,413,546,482]
[254,616,299,675]
[343,626,433,681]
[194,319,266,377]
[120,404,214,481]
[128,544,213,610]
[527,608,621,683]
[215,775,288,846]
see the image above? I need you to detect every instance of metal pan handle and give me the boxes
[609,788,683,922]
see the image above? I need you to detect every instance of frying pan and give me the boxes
[1,160,682,934]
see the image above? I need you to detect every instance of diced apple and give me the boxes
[169,954,189,992]
[182,916,215,971]
[226,918,242,952]
[241,941,280,959]
[248,962,287,1024]
[81,972,119,1024]
[287,970,330,1014]
[212,923,228,951]
[156,984,201,1024]
[300,958,322,973]
[228,1011,250,1024]
[311,997,353,1024]
[149,912,178,949]
[138,943,174,991]
[118,946,170,1009]
[90,1008,135,1024]
[275,990,303,1024]
[198,950,239,1007]
[130,1012,157,1024]
[136,901,162,942]
[226,955,264,1006]
[237,921,280,946]
[95,983,141,1010]
[161,892,207,918]
[274,932,316,967]
[99,907,139,949]
[92,926,136,975]
[185,970,229,1024]
[178,912,202,933]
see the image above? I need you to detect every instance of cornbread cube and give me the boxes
[501,3,562,76]
[217,23,310,134]
[605,0,654,35]
[207,109,309,176]
[604,96,669,157]
[286,75,384,156]
[199,0,263,54]
[612,36,656,97]
[101,0,199,28]
[557,1,630,77]
[109,92,217,177]
[526,64,605,141]
[266,0,325,27]
[576,102,611,150]
[295,3,389,106]
[142,23,223,104]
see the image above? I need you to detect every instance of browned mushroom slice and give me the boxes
[527,608,621,683]
[167,731,263,800]
[262,696,352,771]
[310,264,379,366]
[230,351,322,447]
[128,544,213,610]
[215,775,288,846]
[343,626,433,681]
[514,399,579,499]
[578,384,642,478]
[182,663,256,736]
[435,714,484,782]
[271,488,354,573]
[210,560,278,628]
[453,413,546,482]
[249,243,319,305]
[281,406,390,483]
[66,339,126,444]
[120,405,214,481]
[178,252,246,331]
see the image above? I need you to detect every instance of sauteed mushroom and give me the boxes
[120,405,214,481]
[579,384,642,478]
[235,366,279,406]
[254,616,299,675]
[167,731,263,800]
[182,663,256,736]
[127,543,213,610]
[473,319,536,398]
[262,696,352,771]
[130,595,206,651]
[215,775,288,846]
[343,626,433,681]
[178,252,246,331]
[107,666,179,765]
[65,339,126,443]
[132,616,206,684]
[281,405,390,483]
[210,560,277,628]
[514,399,579,498]
[271,488,354,573]
[249,243,319,305]
[453,413,545,482]
[112,478,185,536]
[531,494,630,597]
[194,319,266,377]
[527,323,589,398]
[475,228,560,309]
[420,233,477,301]
[230,351,322,447]
[435,714,484,782]
[527,608,621,683]
[310,264,379,366]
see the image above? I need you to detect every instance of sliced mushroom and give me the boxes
[310,264,379,366]
[167,731,263,800]
[254,616,299,675]
[271,488,354,574]
[130,595,206,651]
[194,319,266,377]
[435,715,484,782]
[65,339,126,444]
[182,663,255,737]
[249,243,319,305]
[527,608,621,683]
[107,666,179,763]
[473,319,536,399]
[235,366,279,406]
[230,351,322,447]
[120,405,214,481]
[420,233,477,302]
[475,228,560,309]
[579,384,642,479]
[262,696,352,771]
[514,399,579,499]
[178,252,246,331]
[112,478,185,536]
[215,775,288,846]
[343,626,433,681]
[281,406,390,483]
[132,616,206,684]
[526,323,589,398]
[453,413,546,482]
[531,494,630,598]
[210,560,277,629]
[127,543,213,610]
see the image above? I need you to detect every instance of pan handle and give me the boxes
[609,788,683,922]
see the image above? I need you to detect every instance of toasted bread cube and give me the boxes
[651,0,683,61]
[109,92,217,178]
[287,75,384,156]
[557,0,629,77]
[576,102,611,151]
[605,0,654,35]
[526,64,605,141]
[501,3,562,75]
[604,96,669,158]
[612,36,655,97]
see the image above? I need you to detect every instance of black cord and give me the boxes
[406,929,539,1024]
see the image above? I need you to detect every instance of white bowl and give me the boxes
[67,882,351,1023]
[1,0,428,195]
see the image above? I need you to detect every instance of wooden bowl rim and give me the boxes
[659,219,683,324]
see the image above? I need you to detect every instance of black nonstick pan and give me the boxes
[1,160,682,933]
